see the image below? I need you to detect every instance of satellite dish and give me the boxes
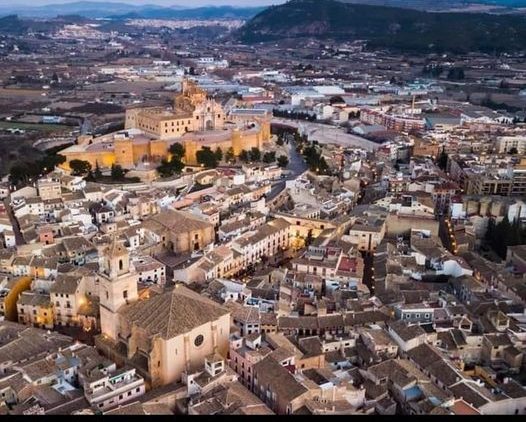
[343,171,351,179]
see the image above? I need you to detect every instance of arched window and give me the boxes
[119,259,123,271]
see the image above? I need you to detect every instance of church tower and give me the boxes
[99,236,138,341]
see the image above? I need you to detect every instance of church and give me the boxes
[95,237,231,388]
[59,79,272,170]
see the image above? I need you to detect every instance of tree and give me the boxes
[447,67,465,81]
[238,149,250,162]
[39,154,66,172]
[94,162,102,179]
[196,147,218,168]
[422,64,443,78]
[329,95,344,105]
[262,151,276,164]
[277,155,289,168]
[69,159,91,176]
[111,164,125,180]
[508,147,518,155]
[9,163,32,185]
[306,229,313,246]
[157,155,184,177]
[302,143,330,174]
[249,147,261,162]
[169,142,185,160]
[437,147,448,171]
[214,147,223,162]
[485,217,495,243]
[276,137,284,146]
[225,147,235,163]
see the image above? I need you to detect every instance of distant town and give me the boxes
[0,0,525,416]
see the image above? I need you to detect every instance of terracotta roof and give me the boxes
[252,356,308,403]
[146,209,213,234]
[121,285,230,339]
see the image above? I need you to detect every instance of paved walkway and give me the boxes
[272,118,380,151]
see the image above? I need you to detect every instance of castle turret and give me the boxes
[232,128,243,156]
[184,139,199,166]
[114,138,135,168]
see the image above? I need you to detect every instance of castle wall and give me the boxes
[61,80,272,173]
[61,151,116,171]
[132,143,150,164]
[114,139,135,168]
[149,140,168,160]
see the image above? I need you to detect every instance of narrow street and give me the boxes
[361,252,375,294]
[3,197,25,246]
[267,140,308,201]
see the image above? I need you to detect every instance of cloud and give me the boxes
[4,0,285,6]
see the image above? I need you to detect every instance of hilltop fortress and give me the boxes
[59,79,272,170]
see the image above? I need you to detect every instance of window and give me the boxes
[194,334,204,347]
[123,290,128,299]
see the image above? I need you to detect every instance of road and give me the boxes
[272,118,380,152]
[361,252,375,293]
[3,197,25,246]
[267,140,308,201]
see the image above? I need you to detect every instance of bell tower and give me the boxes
[99,236,138,341]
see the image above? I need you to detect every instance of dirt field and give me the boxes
[0,121,70,134]
[0,88,45,98]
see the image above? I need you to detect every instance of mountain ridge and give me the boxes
[0,2,263,20]
[236,0,526,53]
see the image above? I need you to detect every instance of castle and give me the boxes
[59,79,272,170]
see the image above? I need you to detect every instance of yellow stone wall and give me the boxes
[149,139,169,159]
[37,304,54,328]
[132,142,150,164]
[61,120,271,171]
[61,151,116,171]
[114,139,135,168]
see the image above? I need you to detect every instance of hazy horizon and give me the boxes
[0,0,286,7]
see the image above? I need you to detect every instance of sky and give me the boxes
[1,0,286,6]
